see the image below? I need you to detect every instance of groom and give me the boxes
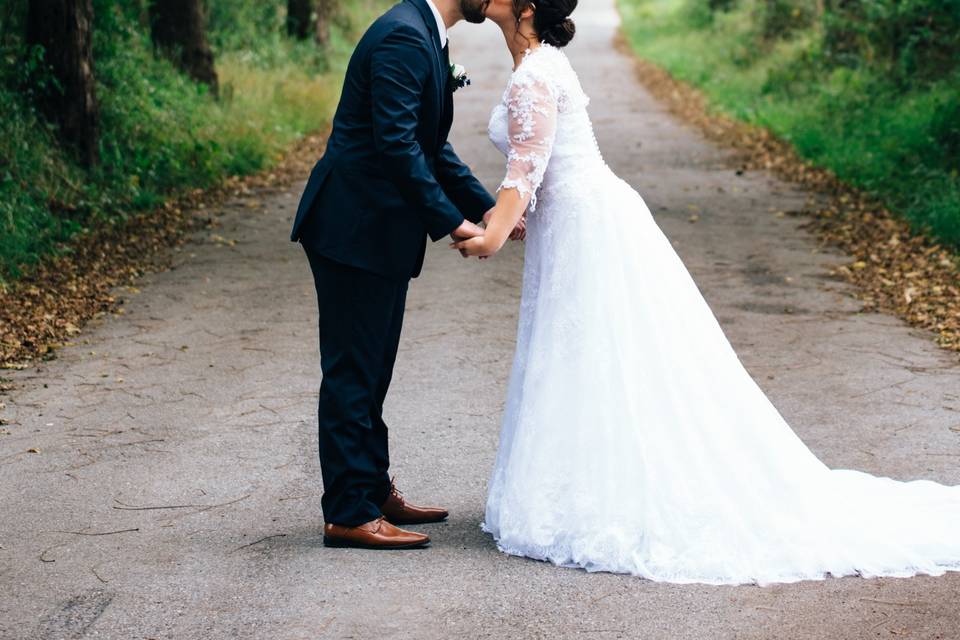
[290,0,497,549]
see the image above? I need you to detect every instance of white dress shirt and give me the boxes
[425,0,448,48]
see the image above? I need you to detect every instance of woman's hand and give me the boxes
[450,236,495,258]
[510,215,526,241]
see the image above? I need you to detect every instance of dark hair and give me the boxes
[512,0,578,48]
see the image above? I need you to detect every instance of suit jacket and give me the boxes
[290,0,496,281]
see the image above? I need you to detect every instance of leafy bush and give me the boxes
[929,97,960,169]
[755,0,817,41]
[0,0,387,283]
[620,0,960,249]
[822,0,960,83]
[682,0,723,27]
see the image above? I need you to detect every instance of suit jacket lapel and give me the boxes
[407,0,446,121]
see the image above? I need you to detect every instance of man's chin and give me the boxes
[462,0,489,24]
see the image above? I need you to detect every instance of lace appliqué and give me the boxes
[496,63,559,212]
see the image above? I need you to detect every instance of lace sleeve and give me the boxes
[497,73,559,212]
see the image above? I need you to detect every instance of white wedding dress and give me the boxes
[480,42,960,586]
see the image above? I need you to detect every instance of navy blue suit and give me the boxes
[292,0,495,281]
[293,0,495,526]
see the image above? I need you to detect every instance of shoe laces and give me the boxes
[388,476,406,505]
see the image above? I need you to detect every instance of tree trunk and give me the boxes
[315,0,336,47]
[26,0,100,167]
[149,0,218,96]
[287,0,311,39]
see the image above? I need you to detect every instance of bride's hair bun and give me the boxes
[521,0,578,48]
[540,16,576,48]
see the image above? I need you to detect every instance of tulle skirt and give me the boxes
[480,164,960,586]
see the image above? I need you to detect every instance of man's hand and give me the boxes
[483,208,526,242]
[451,236,494,258]
[451,219,484,242]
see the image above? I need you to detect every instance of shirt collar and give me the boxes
[425,0,448,48]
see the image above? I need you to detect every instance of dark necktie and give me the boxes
[441,42,451,96]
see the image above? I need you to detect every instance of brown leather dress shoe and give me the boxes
[323,516,430,550]
[380,478,449,525]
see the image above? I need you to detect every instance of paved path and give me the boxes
[2,2,960,638]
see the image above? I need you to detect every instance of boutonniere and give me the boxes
[450,63,471,92]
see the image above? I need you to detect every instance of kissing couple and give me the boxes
[290,0,960,586]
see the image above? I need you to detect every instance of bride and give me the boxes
[451,0,960,586]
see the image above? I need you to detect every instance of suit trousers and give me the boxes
[304,246,408,526]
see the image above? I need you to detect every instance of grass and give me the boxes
[0,0,386,286]
[617,0,960,251]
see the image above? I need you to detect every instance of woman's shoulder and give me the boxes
[518,43,571,75]
[507,44,588,110]
[509,44,570,92]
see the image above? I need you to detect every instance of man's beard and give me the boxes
[460,0,488,24]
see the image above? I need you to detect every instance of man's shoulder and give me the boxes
[361,2,432,49]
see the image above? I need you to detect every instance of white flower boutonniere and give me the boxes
[450,63,471,92]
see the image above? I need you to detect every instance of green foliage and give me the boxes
[681,0,722,27]
[0,0,387,284]
[822,0,960,83]
[618,0,960,249]
[754,0,816,41]
[208,0,285,51]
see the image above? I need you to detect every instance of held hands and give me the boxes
[451,235,494,258]
[450,219,485,242]
[451,214,493,258]
[449,216,494,260]
[448,208,526,260]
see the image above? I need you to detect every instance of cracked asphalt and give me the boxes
[2,1,959,638]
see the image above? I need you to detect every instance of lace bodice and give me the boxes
[488,43,604,211]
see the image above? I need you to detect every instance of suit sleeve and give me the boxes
[370,25,465,241]
[435,142,497,224]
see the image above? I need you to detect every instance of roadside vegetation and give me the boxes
[618,0,960,251]
[0,0,385,284]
